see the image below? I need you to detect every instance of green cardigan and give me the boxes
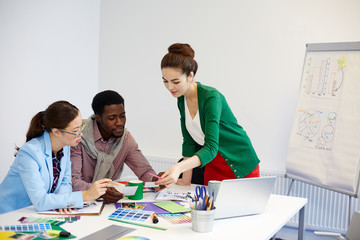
[178,82,260,178]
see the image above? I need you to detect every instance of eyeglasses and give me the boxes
[59,121,86,138]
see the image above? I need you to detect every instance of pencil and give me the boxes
[206,197,213,211]
[107,181,122,186]
[148,173,164,179]
[109,218,167,231]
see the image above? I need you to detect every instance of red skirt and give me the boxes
[204,152,259,185]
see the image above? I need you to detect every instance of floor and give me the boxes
[272,226,343,240]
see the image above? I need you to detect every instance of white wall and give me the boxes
[1,0,360,182]
[99,0,360,173]
[0,0,100,182]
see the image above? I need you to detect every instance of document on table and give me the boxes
[38,201,104,216]
[155,189,194,201]
[156,189,194,201]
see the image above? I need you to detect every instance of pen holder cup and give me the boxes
[191,208,216,233]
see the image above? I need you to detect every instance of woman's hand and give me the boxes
[82,178,111,202]
[155,165,182,188]
[156,156,201,188]
[55,208,76,214]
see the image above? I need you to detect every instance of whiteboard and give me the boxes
[286,42,360,197]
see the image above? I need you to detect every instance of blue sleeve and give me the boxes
[17,145,83,211]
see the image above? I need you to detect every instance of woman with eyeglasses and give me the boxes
[0,101,110,214]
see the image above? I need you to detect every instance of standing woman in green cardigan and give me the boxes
[156,43,260,187]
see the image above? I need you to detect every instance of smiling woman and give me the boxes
[156,43,260,188]
[0,101,110,214]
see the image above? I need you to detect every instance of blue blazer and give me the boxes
[0,131,83,214]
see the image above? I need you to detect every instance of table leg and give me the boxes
[298,205,305,240]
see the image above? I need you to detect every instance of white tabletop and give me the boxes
[0,185,307,240]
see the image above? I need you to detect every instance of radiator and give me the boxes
[262,171,360,233]
[121,156,360,233]
[119,155,176,180]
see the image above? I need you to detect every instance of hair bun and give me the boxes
[168,43,195,58]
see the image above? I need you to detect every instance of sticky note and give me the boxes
[337,56,347,69]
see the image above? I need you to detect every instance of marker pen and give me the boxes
[152,214,159,224]
[46,230,71,237]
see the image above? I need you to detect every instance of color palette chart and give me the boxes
[118,237,150,240]
[0,223,52,232]
[109,208,153,222]
[158,213,192,224]
[19,216,80,225]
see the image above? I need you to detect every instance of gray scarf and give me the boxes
[81,115,125,182]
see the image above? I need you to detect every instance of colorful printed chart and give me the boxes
[0,223,52,232]
[19,216,80,225]
[109,208,153,222]
[115,202,182,214]
[158,214,192,224]
[118,237,150,240]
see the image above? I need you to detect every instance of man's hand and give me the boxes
[102,187,124,203]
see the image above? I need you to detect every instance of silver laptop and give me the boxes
[213,176,276,220]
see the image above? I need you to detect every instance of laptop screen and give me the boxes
[213,176,276,219]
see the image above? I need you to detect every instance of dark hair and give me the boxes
[26,101,79,142]
[161,43,198,77]
[91,90,125,116]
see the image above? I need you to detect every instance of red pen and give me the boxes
[148,173,164,179]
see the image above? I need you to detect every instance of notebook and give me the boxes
[38,201,104,216]
[213,176,276,219]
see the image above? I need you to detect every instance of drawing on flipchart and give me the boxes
[301,55,347,98]
[296,108,337,150]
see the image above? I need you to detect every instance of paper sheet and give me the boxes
[153,201,190,214]
[155,189,193,201]
[108,181,138,196]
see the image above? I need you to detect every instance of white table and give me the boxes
[0,185,307,240]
